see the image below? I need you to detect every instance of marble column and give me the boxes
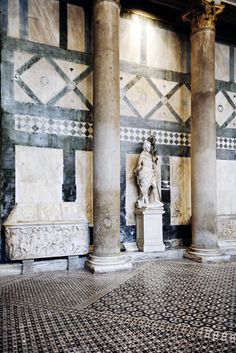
[86,0,131,273]
[182,1,228,262]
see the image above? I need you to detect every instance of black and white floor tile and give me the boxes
[1,261,236,352]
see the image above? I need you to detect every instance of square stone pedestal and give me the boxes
[134,206,165,252]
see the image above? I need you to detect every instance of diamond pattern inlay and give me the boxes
[20,58,66,104]
[216,91,234,127]
[126,77,160,117]
[168,84,191,122]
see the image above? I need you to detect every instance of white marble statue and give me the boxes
[134,139,162,208]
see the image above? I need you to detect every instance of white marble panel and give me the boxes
[215,43,230,82]
[15,146,63,204]
[217,160,236,215]
[120,17,141,63]
[67,4,85,52]
[146,24,188,73]
[28,0,59,46]
[16,182,62,204]
[126,154,162,225]
[170,157,191,225]
[75,151,93,225]
[8,0,20,38]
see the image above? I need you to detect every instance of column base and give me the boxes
[85,254,132,273]
[184,245,230,263]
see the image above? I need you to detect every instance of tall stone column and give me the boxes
[86,0,131,273]
[183,1,228,262]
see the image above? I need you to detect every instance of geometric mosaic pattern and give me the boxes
[0,262,236,353]
[15,114,236,150]
[121,75,191,123]
[14,51,92,110]
[120,126,191,147]
[15,114,93,138]
[216,90,236,128]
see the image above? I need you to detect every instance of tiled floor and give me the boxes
[0,260,236,352]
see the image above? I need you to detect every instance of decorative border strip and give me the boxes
[15,115,93,138]
[120,127,191,147]
[15,115,236,150]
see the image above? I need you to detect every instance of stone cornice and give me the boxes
[182,0,224,33]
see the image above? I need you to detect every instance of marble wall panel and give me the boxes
[120,17,141,64]
[215,43,230,82]
[146,24,188,73]
[67,4,85,52]
[126,153,162,226]
[8,0,20,38]
[75,151,93,225]
[217,160,236,215]
[234,48,236,83]
[28,0,59,47]
[170,157,191,225]
[15,146,63,204]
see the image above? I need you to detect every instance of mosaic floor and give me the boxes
[1,261,236,353]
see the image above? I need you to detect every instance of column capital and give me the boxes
[94,0,120,7]
[182,0,224,33]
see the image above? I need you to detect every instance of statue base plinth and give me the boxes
[134,205,165,252]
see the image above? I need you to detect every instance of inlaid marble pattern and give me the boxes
[215,43,230,82]
[7,0,20,39]
[215,90,236,128]
[15,114,93,138]
[170,157,191,225]
[13,50,92,110]
[14,114,236,151]
[121,74,191,122]
[28,0,59,47]
[0,262,235,353]
[67,4,85,52]
[146,24,188,73]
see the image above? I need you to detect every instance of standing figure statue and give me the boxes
[134,139,162,208]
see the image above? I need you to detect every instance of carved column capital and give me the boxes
[182,0,224,33]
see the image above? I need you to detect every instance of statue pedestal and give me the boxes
[134,205,165,252]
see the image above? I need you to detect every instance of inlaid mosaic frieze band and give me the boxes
[15,115,93,138]
[14,114,236,150]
